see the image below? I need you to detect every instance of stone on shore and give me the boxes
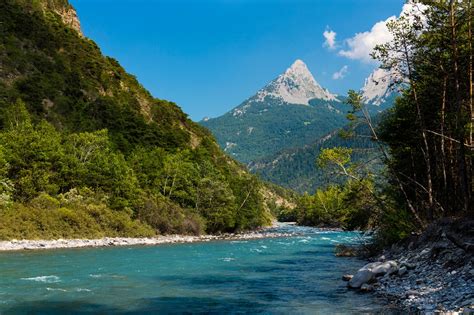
[348,269,375,288]
[371,260,398,276]
[348,260,398,288]
[344,218,474,313]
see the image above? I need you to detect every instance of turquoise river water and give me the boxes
[0,224,397,314]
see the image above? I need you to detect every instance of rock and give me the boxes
[334,244,357,257]
[398,266,408,276]
[360,283,374,292]
[342,274,353,281]
[348,269,374,288]
[406,290,420,297]
[378,255,386,262]
[419,248,431,256]
[461,298,474,307]
[372,260,399,276]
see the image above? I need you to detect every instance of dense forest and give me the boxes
[201,98,349,164]
[250,119,384,193]
[0,0,293,239]
[291,0,473,245]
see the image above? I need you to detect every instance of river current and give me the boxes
[0,224,395,314]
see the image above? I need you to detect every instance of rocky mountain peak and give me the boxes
[254,59,338,105]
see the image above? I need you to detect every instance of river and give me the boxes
[0,224,396,314]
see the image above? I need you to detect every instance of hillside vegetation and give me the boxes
[0,0,289,239]
[202,99,348,163]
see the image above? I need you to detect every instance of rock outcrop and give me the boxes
[55,5,82,36]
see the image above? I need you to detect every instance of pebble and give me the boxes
[0,230,294,251]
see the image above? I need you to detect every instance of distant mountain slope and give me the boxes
[201,60,348,163]
[249,122,383,193]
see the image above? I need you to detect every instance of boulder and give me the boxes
[347,260,400,289]
[335,244,357,257]
[348,269,375,288]
[342,274,353,281]
[371,260,398,276]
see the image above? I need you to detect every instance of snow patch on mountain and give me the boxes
[361,68,396,106]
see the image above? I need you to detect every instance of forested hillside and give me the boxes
[0,0,287,239]
[290,1,473,244]
[250,118,384,193]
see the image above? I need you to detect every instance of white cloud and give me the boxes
[337,2,427,63]
[323,28,337,50]
[332,65,349,80]
[338,18,394,63]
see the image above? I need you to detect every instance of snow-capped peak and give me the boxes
[361,68,397,106]
[255,59,338,105]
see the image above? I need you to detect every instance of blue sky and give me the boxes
[70,0,404,120]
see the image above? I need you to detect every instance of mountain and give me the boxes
[0,0,293,239]
[241,68,400,193]
[201,60,348,163]
[251,59,338,106]
[361,68,399,110]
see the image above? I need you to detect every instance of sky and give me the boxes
[70,0,405,121]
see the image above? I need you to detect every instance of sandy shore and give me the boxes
[0,228,293,252]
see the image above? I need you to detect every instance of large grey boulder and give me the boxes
[348,260,399,288]
[348,269,375,288]
[371,260,398,276]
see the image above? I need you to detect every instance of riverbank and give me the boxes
[0,225,292,252]
[344,218,474,313]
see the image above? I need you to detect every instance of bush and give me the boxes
[0,192,154,240]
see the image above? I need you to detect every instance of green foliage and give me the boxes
[294,179,377,230]
[135,194,204,235]
[0,191,155,240]
[201,99,349,163]
[317,147,353,171]
[375,1,473,224]
[251,116,385,193]
[0,0,279,239]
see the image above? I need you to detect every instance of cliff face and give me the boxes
[54,4,82,36]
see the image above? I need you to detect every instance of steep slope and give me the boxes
[0,0,289,239]
[201,60,347,164]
